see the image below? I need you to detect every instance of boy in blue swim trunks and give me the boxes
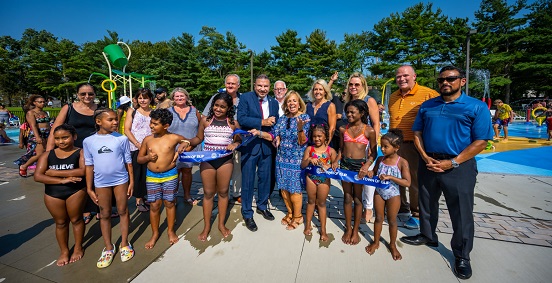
[137,108,189,249]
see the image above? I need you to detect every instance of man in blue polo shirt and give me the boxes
[400,66,493,280]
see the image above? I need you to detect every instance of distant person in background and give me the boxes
[15,95,51,177]
[493,99,514,142]
[0,103,12,125]
[47,98,53,107]
[545,107,552,141]
[117,96,132,134]
[377,103,385,123]
[155,87,173,109]
[0,123,13,144]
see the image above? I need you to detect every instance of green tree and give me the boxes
[514,0,552,97]
[269,30,310,93]
[305,29,338,82]
[0,36,26,106]
[472,0,527,103]
[366,2,468,88]
[196,26,249,101]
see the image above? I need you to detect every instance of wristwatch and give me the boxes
[450,158,460,168]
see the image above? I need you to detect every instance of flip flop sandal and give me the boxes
[286,217,304,231]
[119,244,135,263]
[83,214,93,225]
[281,215,292,226]
[97,245,116,269]
[18,167,27,178]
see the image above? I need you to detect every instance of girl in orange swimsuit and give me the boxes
[338,99,377,245]
[301,124,338,241]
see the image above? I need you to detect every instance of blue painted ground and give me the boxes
[476,147,552,176]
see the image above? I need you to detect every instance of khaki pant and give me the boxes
[398,142,420,215]
[231,151,242,197]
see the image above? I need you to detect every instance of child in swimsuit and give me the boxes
[365,129,411,260]
[301,123,337,241]
[337,99,377,245]
[84,108,134,268]
[34,124,86,267]
[186,92,241,241]
[137,108,188,249]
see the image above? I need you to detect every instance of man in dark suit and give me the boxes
[237,74,279,232]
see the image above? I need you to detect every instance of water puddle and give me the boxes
[184,206,241,255]
[474,193,517,212]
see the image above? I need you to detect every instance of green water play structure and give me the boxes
[89,42,155,109]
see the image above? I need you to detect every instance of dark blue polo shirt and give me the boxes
[412,92,493,156]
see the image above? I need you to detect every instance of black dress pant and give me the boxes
[418,157,477,260]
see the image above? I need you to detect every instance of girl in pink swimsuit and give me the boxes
[338,99,377,245]
[301,124,337,241]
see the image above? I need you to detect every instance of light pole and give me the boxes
[248,49,254,91]
[465,29,477,95]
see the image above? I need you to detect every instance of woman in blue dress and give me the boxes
[251,90,310,230]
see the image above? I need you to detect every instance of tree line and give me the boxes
[1,0,550,108]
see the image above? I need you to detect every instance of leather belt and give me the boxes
[427,152,456,160]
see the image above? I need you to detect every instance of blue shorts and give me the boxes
[146,167,178,202]
[494,119,510,127]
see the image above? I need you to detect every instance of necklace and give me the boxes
[349,124,362,137]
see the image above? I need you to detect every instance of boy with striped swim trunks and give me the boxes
[137,109,189,249]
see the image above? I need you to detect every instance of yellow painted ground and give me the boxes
[481,137,552,154]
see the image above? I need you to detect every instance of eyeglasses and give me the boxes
[274,88,286,92]
[437,76,462,84]
[35,100,46,103]
[78,92,95,97]
[348,83,361,88]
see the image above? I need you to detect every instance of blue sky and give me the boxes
[2,0,532,52]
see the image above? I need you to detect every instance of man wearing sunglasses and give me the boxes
[154,87,172,109]
[401,66,493,280]
[389,65,439,230]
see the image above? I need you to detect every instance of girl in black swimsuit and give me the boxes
[34,124,87,267]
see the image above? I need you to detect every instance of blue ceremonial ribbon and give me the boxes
[179,129,255,163]
[303,165,391,189]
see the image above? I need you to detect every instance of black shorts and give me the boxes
[205,154,233,170]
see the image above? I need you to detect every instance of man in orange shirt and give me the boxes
[389,65,439,229]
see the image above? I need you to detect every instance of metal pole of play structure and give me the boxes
[380,77,395,106]
[102,42,131,103]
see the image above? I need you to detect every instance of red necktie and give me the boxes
[259,98,264,118]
